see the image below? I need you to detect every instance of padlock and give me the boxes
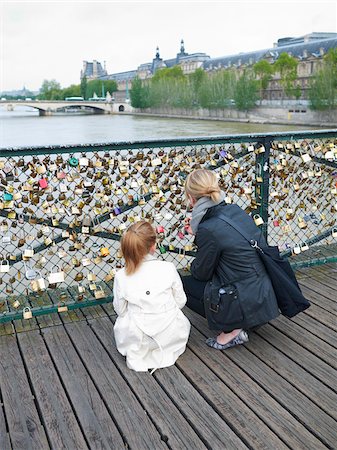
[100,247,110,257]
[87,272,96,281]
[332,228,337,238]
[23,307,33,320]
[48,266,65,284]
[293,244,301,255]
[253,215,264,226]
[57,302,68,313]
[0,260,10,273]
[94,286,106,299]
[39,178,48,189]
[23,246,34,258]
[12,299,20,308]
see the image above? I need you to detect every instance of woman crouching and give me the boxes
[182,169,279,350]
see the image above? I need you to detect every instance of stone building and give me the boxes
[83,33,337,101]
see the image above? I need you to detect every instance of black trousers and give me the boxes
[180,274,207,318]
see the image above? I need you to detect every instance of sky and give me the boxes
[1,0,336,92]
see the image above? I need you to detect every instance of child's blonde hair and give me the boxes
[121,221,156,275]
[185,169,221,203]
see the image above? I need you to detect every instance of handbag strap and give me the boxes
[216,214,263,252]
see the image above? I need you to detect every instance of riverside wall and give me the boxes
[130,106,337,127]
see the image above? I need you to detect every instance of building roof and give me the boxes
[203,37,337,70]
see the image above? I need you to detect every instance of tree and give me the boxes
[234,70,258,110]
[80,76,87,99]
[61,84,81,99]
[39,79,62,100]
[273,53,299,99]
[130,77,150,108]
[151,66,185,83]
[253,60,274,102]
[86,79,117,98]
[309,48,337,110]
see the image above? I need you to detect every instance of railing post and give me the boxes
[255,137,272,242]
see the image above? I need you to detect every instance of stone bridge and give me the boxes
[0,100,133,115]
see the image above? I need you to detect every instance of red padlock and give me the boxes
[39,178,48,189]
[273,219,280,227]
[156,226,165,234]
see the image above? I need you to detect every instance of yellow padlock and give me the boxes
[100,247,110,257]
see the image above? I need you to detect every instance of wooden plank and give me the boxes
[272,316,337,369]
[176,346,287,449]
[0,400,11,450]
[18,330,88,450]
[47,289,85,324]
[186,309,337,448]
[65,321,167,449]
[185,325,327,450]
[304,303,337,331]
[300,284,337,314]
[43,325,125,450]
[291,314,337,349]
[303,270,337,294]
[0,334,50,450]
[90,316,243,450]
[256,325,337,388]
[245,331,337,420]
[300,279,337,313]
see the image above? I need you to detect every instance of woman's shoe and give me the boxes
[206,330,249,350]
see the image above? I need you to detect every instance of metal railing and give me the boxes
[0,129,336,323]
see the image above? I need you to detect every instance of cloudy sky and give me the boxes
[1,0,336,92]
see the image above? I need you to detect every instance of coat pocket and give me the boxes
[205,283,244,331]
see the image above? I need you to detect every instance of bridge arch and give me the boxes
[118,105,125,112]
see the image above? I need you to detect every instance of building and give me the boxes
[83,33,337,101]
[81,60,108,80]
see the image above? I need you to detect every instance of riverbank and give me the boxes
[130,106,337,128]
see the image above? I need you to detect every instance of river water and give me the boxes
[0,106,321,149]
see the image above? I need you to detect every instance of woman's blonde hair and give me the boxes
[185,169,221,203]
[121,221,156,275]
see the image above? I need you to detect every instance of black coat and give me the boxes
[191,202,280,331]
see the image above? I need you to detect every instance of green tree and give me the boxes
[61,84,81,99]
[309,48,337,110]
[39,79,62,100]
[189,68,207,106]
[130,77,151,108]
[253,59,274,102]
[80,76,87,99]
[152,66,185,83]
[273,53,299,99]
[233,70,258,110]
[86,79,117,98]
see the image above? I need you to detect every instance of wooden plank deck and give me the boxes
[0,265,336,449]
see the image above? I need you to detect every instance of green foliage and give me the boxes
[309,49,337,110]
[130,77,150,108]
[234,70,258,110]
[152,66,185,83]
[80,76,87,99]
[62,84,81,99]
[86,80,117,98]
[274,53,298,98]
[253,60,274,98]
[198,70,236,109]
[38,79,62,100]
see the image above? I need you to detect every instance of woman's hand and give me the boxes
[184,217,194,235]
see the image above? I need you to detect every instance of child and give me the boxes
[113,220,191,373]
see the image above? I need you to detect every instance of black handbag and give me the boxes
[204,275,244,331]
[217,215,310,318]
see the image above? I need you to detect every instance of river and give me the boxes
[0,106,322,149]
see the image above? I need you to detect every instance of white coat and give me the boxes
[113,254,191,372]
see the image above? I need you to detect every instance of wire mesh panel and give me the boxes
[0,130,336,322]
[267,136,337,264]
